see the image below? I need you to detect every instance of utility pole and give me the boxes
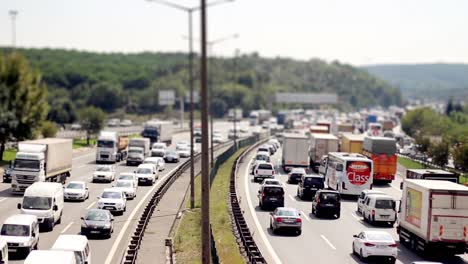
[200,0,210,262]
[9,10,18,49]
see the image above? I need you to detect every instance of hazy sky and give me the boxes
[1,0,467,65]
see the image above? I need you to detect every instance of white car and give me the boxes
[135,163,157,185]
[357,189,384,214]
[212,132,224,143]
[352,230,397,263]
[151,143,166,157]
[176,145,190,158]
[176,141,189,149]
[116,172,138,188]
[64,181,89,201]
[260,179,282,186]
[113,180,137,199]
[97,188,127,214]
[93,165,116,183]
[253,162,276,182]
[143,157,165,172]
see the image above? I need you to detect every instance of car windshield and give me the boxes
[14,159,40,171]
[256,155,269,161]
[85,210,110,221]
[1,224,30,236]
[375,199,395,209]
[116,181,132,188]
[118,175,133,180]
[321,193,339,202]
[137,168,152,174]
[264,180,280,185]
[264,187,284,195]
[97,140,114,148]
[167,151,177,156]
[177,146,189,151]
[154,145,164,149]
[96,166,111,172]
[23,196,52,210]
[366,232,393,241]
[258,164,273,170]
[276,210,298,217]
[101,192,121,199]
[66,183,84,189]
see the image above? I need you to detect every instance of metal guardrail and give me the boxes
[228,137,268,264]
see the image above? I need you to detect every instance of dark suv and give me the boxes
[311,190,341,218]
[297,175,324,199]
[258,185,285,210]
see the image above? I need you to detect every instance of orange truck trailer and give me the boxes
[362,136,397,183]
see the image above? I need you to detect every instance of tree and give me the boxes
[0,53,49,160]
[40,121,58,138]
[210,98,228,118]
[446,98,454,116]
[415,136,431,153]
[79,106,106,145]
[428,141,450,167]
[452,143,468,171]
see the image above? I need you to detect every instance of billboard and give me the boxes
[275,93,338,104]
[405,188,422,228]
[159,90,175,106]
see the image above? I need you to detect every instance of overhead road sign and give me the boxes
[159,90,176,106]
[275,92,338,104]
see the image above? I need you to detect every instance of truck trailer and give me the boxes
[282,133,309,172]
[362,136,397,183]
[309,133,339,172]
[340,133,365,153]
[141,121,173,145]
[398,179,468,256]
[11,138,72,193]
[96,131,129,163]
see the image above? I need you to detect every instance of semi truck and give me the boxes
[11,138,72,193]
[127,138,151,166]
[282,133,309,172]
[340,133,365,153]
[141,121,173,145]
[309,133,339,172]
[96,131,129,163]
[398,179,468,256]
[227,108,243,121]
[362,136,397,183]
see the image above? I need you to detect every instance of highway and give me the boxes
[238,145,468,264]
[0,121,239,264]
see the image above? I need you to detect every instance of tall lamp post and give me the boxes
[146,0,233,210]
[9,10,18,49]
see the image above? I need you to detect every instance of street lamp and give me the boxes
[9,10,18,49]
[146,0,234,210]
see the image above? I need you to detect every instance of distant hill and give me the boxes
[363,64,468,100]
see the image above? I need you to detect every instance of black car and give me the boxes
[288,168,306,184]
[81,209,114,238]
[312,190,341,218]
[2,164,12,183]
[297,175,324,199]
[257,185,285,210]
[195,136,202,143]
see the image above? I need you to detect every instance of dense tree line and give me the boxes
[0,47,402,123]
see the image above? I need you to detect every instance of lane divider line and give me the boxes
[86,201,96,210]
[321,234,336,250]
[351,213,361,221]
[0,198,7,203]
[288,194,295,201]
[104,164,180,264]
[61,222,74,234]
[245,159,283,264]
[300,211,310,222]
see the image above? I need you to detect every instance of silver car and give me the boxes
[269,207,302,235]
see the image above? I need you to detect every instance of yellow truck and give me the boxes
[340,133,365,153]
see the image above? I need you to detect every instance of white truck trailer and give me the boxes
[398,179,468,256]
[309,133,339,172]
[281,133,309,172]
[11,138,72,193]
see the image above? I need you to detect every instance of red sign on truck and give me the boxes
[347,161,372,186]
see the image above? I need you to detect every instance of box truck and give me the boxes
[340,133,365,153]
[309,133,339,172]
[96,131,128,163]
[362,136,397,183]
[11,138,72,193]
[282,133,309,172]
[398,179,468,256]
[127,138,151,166]
[141,121,173,145]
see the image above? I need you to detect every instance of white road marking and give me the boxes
[86,201,96,210]
[300,211,310,222]
[61,222,74,234]
[0,198,7,203]
[72,151,95,161]
[289,194,295,201]
[104,165,181,264]
[321,234,336,250]
[351,213,361,221]
[245,159,283,264]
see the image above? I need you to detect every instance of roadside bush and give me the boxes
[40,121,58,138]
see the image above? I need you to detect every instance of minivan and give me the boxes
[361,194,397,226]
[0,214,39,257]
[258,185,285,210]
[51,234,91,264]
[311,190,341,218]
[297,175,324,199]
[357,189,385,214]
[18,182,64,231]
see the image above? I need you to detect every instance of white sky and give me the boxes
[1,0,467,65]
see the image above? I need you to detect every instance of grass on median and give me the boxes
[397,156,430,170]
[72,138,96,149]
[174,147,247,264]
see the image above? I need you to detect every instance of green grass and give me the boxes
[397,156,430,169]
[174,147,247,264]
[72,138,96,149]
[459,174,468,185]
[0,149,17,166]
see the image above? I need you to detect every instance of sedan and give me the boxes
[164,150,180,163]
[176,145,190,158]
[352,231,397,263]
[92,165,116,183]
[97,189,127,215]
[113,180,137,199]
[269,207,302,235]
[81,209,114,238]
[64,181,89,201]
[116,172,138,187]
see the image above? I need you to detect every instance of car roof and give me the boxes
[367,194,394,200]
[304,174,323,179]
[103,188,123,193]
[291,168,306,173]
[67,181,85,185]
[51,235,88,251]
[137,163,155,169]
[25,182,62,197]
[4,214,37,225]
[363,189,384,194]
[119,172,135,176]
[256,151,270,156]
[362,230,393,236]
[257,162,274,166]
[25,250,75,264]
[97,164,112,168]
[318,190,339,194]
[275,207,298,212]
[262,184,284,189]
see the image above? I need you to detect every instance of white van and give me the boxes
[51,234,91,264]
[24,250,76,264]
[18,182,64,231]
[0,237,8,264]
[325,152,373,195]
[361,194,397,225]
[0,214,39,257]
[357,189,385,214]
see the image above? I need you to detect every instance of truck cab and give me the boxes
[96,131,128,164]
